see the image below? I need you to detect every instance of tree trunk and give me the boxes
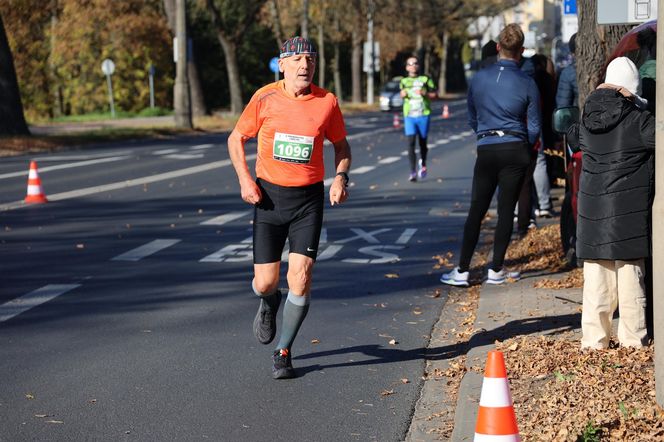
[164,0,206,117]
[317,22,325,87]
[351,29,362,103]
[301,0,309,38]
[217,34,244,114]
[188,57,207,117]
[333,42,343,102]
[269,0,284,47]
[174,0,192,128]
[0,13,30,135]
[49,0,62,118]
[576,0,630,107]
[437,31,448,96]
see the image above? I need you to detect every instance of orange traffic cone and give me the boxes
[474,350,520,441]
[392,113,400,128]
[442,104,450,119]
[24,161,48,204]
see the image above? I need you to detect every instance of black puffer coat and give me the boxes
[576,87,655,260]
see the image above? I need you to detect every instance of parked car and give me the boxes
[379,78,403,111]
[553,19,656,267]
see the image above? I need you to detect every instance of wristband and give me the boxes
[336,171,349,187]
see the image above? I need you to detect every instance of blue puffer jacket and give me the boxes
[467,59,541,147]
[556,61,578,107]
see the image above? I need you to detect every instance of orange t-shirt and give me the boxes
[235,81,347,187]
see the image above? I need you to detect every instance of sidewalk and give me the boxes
[407,190,584,441]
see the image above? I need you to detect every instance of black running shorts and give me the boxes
[253,178,324,264]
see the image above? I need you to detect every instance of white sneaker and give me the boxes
[440,267,469,287]
[535,208,553,218]
[486,268,521,285]
[418,159,427,179]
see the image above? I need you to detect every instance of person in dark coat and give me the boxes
[573,57,655,349]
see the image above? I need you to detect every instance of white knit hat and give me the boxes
[604,56,641,95]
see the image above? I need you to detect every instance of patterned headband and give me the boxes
[280,36,317,58]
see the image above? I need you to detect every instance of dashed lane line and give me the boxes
[111,239,181,262]
[200,210,252,225]
[0,284,81,323]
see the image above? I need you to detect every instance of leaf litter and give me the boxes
[424,222,662,439]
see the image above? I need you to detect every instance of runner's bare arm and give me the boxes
[228,128,262,204]
[330,138,352,206]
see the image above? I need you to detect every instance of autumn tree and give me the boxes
[205,0,267,114]
[0,11,29,135]
[163,0,207,117]
[576,0,630,106]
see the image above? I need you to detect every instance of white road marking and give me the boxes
[401,150,408,156]
[191,144,214,150]
[395,228,417,244]
[1,155,256,211]
[153,149,179,155]
[449,134,462,140]
[111,239,181,261]
[352,165,376,174]
[378,156,400,164]
[335,228,391,244]
[0,284,81,323]
[201,210,252,225]
[323,177,335,186]
[165,153,205,160]
[434,139,449,145]
[34,152,127,161]
[0,156,130,180]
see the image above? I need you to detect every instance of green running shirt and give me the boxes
[400,75,435,117]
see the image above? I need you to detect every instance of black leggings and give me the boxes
[407,135,428,172]
[458,142,531,272]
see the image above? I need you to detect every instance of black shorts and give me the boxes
[253,178,324,264]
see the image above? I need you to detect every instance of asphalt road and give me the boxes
[0,101,477,441]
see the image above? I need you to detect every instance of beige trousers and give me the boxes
[581,259,648,349]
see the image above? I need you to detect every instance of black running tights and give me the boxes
[407,135,428,172]
[458,143,531,272]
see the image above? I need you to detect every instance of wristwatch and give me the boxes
[336,171,349,187]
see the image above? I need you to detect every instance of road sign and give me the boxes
[563,0,577,15]
[269,57,279,74]
[597,0,657,24]
[101,58,115,76]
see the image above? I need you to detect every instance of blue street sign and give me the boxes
[564,0,577,14]
[269,57,279,73]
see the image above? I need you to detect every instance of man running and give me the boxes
[400,56,437,182]
[227,36,352,379]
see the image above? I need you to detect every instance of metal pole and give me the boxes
[174,0,192,128]
[106,74,115,118]
[149,73,155,109]
[653,0,664,407]
[366,0,374,105]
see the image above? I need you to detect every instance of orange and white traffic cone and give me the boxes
[24,161,48,204]
[393,113,400,128]
[442,104,450,119]
[474,350,520,441]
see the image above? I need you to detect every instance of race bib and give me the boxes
[408,96,424,117]
[273,132,314,164]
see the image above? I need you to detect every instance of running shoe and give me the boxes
[440,267,470,287]
[418,159,427,179]
[535,208,554,218]
[253,290,282,345]
[409,172,417,182]
[486,268,521,285]
[272,348,296,379]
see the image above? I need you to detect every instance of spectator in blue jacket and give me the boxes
[556,33,578,107]
[441,23,541,287]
